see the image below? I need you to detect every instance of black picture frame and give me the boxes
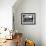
[21,13,36,25]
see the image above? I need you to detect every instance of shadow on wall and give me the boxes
[12,0,24,10]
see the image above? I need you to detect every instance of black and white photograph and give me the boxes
[21,13,36,25]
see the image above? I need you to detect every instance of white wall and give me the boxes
[13,0,41,46]
[41,0,46,46]
[0,0,16,30]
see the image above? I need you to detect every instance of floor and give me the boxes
[0,33,23,46]
[0,39,16,46]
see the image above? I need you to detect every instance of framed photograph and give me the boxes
[21,13,36,25]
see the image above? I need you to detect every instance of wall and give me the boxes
[41,0,46,46]
[13,0,41,46]
[0,0,16,30]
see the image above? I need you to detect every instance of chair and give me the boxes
[25,40,35,46]
[15,33,23,46]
